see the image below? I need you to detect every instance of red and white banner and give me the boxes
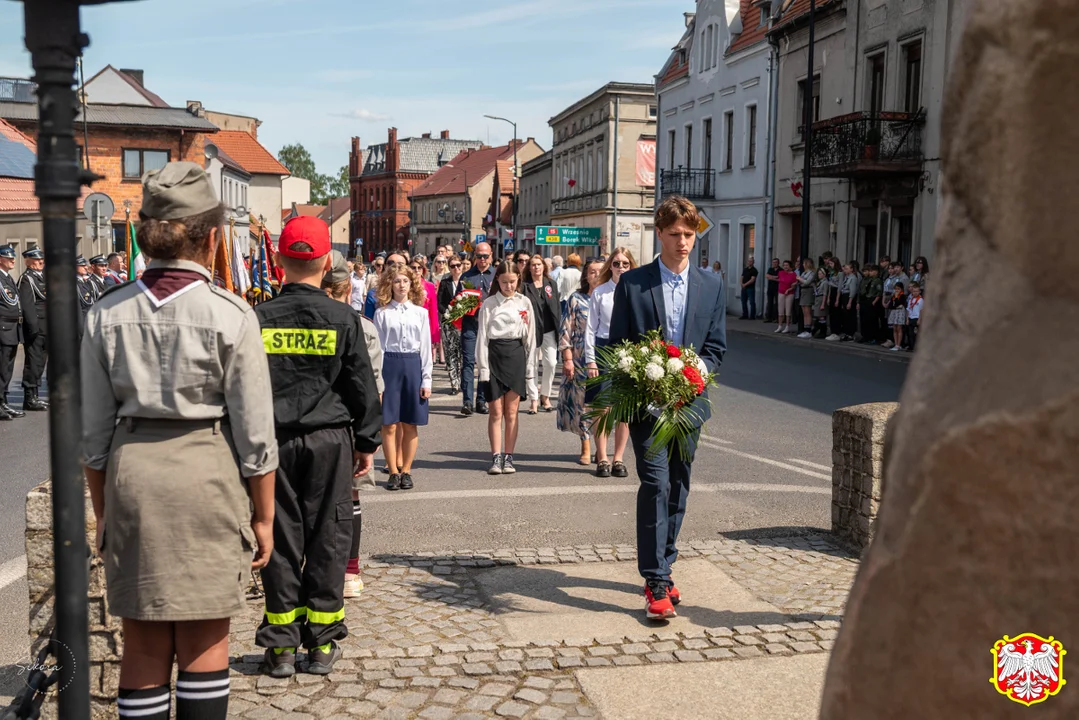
[636,139,656,187]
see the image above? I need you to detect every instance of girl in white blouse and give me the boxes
[476,260,536,475]
[584,247,637,479]
[374,267,432,491]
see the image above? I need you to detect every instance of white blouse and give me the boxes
[476,292,536,383]
[585,280,617,364]
[374,300,433,390]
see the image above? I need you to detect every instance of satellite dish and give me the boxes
[204,143,219,161]
[83,192,115,222]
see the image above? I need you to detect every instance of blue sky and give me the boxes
[0,0,736,176]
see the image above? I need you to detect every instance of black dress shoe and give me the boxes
[461,404,473,416]
[387,474,402,491]
[0,405,12,421]
[1,402,24,419]
[399,473,414,490]
[475,401,489,415]
[24,394,48,412]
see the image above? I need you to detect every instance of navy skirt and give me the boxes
[382,352,429,426]
[584,336,612,405]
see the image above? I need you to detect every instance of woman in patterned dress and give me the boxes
[557,258,604,465]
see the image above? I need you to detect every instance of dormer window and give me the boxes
[760,7,768,26]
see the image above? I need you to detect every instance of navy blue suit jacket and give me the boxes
[608,258,727,427]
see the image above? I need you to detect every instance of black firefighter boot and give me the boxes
[2,394,25,418]
[23,389,48,412]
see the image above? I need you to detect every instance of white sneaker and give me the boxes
[343,573,364,598]
[798,331,812,339]
[890,346,900,352]
[774,325,783,334]
[782,325,790,333]
[825,334,840,342]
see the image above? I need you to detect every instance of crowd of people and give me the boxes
[731,252,928,352]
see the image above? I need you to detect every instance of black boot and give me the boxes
[23,390,48,412]
[0,404,11,421]
[1,394,24,419]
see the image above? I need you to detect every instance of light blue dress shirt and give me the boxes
[658,260,690,347]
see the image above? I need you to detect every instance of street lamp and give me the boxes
[483,114,518,253]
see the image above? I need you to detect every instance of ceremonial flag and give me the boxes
[263,228,284,284]
[212,222,235,292]
[251,233,262,298]
[231,223,250,295]
[258,238,273,296]
[126,220,146,278]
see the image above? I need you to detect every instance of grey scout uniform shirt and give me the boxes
[81,258,278,478]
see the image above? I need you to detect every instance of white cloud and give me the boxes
[332,109,392,122]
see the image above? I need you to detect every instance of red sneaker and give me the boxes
[644,583,677,620]
[668,584,681,606]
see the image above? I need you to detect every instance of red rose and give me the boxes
[682,366,706,395]
[666,345,681,359]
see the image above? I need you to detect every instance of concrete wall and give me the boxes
[281,176,310,209]
[249,174,283,235]
[831,403,897,550]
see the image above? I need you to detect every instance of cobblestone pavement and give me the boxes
[226,532,860,718]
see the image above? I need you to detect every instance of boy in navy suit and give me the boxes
[609,196,727,620]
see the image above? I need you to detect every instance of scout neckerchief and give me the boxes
[137,267,206,309]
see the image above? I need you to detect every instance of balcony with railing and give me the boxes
[659,168,716,200]
[0,77,37,103]
[809,111,924,178]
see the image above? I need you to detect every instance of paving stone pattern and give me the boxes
[227,533,858,718]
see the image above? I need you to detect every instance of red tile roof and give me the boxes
[210,130,290,176]
[318,196,350,225]
[0,118,86,213]
[411,143,522,197]
[772,0,841,32]
[728,0,771,55]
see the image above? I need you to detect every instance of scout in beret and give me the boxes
[81,161,277,720]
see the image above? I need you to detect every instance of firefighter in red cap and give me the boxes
[254,215,382,677]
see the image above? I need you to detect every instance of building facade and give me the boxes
[409,140,544,258]
[349,129,483,259]
[206,129,291,236]
[548,82,657,262]
[657,0,776,312]
[205,147,252,247]
[518,150,552,253]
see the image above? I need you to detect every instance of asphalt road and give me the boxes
[0,330,907,691]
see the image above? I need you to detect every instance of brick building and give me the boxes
[349,128,482,259]
[0,92,217,251]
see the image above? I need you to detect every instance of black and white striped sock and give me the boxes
[175,668,229,720]
[117,684,170,719]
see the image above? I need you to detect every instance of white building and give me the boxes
[205,144,252,248]
[656,0,776,312]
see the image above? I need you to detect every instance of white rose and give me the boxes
[644,363,665,381]
[696,357,708,375]
[666,357,684,374]
[618,356,635,371]
[650,355,664,367]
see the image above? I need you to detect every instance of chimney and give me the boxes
[440,130,450,139]
[684,12,694,28]
[422,132,431,139]
[388,127,398,146]
[120,68,144,87]
[186,100,204,117]
[350,136,361,176]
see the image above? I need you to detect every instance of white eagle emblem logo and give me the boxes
[991,633,1066,706]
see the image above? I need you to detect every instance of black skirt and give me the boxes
[486,338,527,401]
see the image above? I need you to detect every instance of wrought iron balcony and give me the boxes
[0,77,37,103]
[659,168,716,200]
[809,111,924,178]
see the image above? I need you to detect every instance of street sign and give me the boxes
[696,210,714,237]
[83,192,114,222]
[474,234,486,243]
[464,241,474,253]
[503,238,515,253]
[355,237,363,247]
[535,226,602,246]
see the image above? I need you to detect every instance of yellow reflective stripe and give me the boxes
[306,608,345,625]
[264,606,306,625]
[261,328,338,356]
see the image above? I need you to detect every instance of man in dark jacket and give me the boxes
[254,216,382,679]
[0,245,25,420]
[18,247,48,411]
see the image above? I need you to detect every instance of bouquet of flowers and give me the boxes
[585,329,716,460]
[443,288,482,329]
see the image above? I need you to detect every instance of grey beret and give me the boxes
[323,249,349,285]
[140,161,220,220]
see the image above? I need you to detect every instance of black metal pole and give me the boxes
[800,0,816,261]
[22,1,97,717]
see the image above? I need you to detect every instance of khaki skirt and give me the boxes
[102,417,255,622]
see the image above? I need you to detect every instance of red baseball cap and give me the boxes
[279,216,331,259]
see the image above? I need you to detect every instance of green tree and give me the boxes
[277,143,339,204]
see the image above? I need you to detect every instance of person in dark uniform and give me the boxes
[254,215,382,678]
[76,255,96,339]
[0,246,25,420]
[89,255,109,295]
[18,247,47,411]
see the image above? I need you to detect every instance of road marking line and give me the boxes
[0,554,27,592]
[360,482,828,503]
[786,458,832,472]
[698,441,831,480]
[699,433,733,445]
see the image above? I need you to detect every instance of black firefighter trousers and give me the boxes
[256,426,353,651]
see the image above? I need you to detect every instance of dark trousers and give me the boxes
[765,292,778,323]
[877,304,891,342]
[839,295,857,336]
[827,290,843,335]
[257,426,353,651]
[21,332,46,391]
[907,318,919,350]
[460,327,486,407]
[858,299,877,341]
[740,287,756,320]
[629,419,698,584]
[0,343,16,400]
